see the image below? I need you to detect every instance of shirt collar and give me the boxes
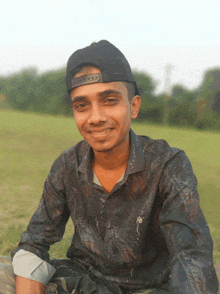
[127,128,145,174]
[78,128,145,180]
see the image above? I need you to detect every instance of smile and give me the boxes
[89,128,113,137]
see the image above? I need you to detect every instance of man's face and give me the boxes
[71,68,140,153]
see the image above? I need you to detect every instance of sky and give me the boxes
[1,0,220,94]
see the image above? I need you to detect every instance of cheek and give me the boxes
[114,105,131,123]
[73,113,86,131]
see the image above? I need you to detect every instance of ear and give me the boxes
[131,95,141,119]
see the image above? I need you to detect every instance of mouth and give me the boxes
[89,128,113,138]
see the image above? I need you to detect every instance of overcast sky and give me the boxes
[1,0,220,93]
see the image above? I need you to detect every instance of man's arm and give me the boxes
[11,154,69,290]
[12,249,56,292]
[11,153,70,261]
[16,276,45,294]
[159,151,219,294]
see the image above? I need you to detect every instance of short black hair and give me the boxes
[72,64,136,103]
[72,63,99,77]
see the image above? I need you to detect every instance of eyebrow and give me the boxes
[71,89,123,104]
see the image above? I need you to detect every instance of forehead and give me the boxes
[70,81,128,103]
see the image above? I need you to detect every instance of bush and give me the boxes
[168,103,197,127]
[195,110,220,130]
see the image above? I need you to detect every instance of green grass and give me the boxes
[0,109,219,281]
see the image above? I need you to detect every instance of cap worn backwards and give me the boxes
[65,40,139,105]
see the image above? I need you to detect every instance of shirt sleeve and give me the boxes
[11,153,70,262]
[159,151,219,294]
[12,249,56,285]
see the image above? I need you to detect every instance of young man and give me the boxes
[3,40,219,293]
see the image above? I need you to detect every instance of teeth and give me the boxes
[91,129,112,134]
[95,129,111,133]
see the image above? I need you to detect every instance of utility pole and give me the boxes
[163,64,173,126]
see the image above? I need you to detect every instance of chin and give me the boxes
[85,138,116,152]
[91,143,115,153]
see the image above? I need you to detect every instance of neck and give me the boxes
[93,136,130,171]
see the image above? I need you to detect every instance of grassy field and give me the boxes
[0,109,219,282]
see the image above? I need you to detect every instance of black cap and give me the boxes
[65,40,139,105]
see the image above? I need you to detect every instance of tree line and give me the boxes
[0,67,220,131]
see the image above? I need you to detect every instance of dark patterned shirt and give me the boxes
[12,129,219,293]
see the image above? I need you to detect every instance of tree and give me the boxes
[33,68,67,114]
[132,71,162,122]
[197,68,220,113]
[212,91,220,113]
[199,68,220,97]
[6,68,38,111]
[166,84,197,127]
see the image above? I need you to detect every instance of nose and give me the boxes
[87,103,107,125]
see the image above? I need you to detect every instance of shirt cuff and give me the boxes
[12,249,56,285]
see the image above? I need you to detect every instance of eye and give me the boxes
[104,98,118,104]
[74,103,88,111]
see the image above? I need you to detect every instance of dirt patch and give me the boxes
[0,185,9,192]
[0,207,4,217]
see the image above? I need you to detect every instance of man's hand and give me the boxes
[16,276,45,294]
